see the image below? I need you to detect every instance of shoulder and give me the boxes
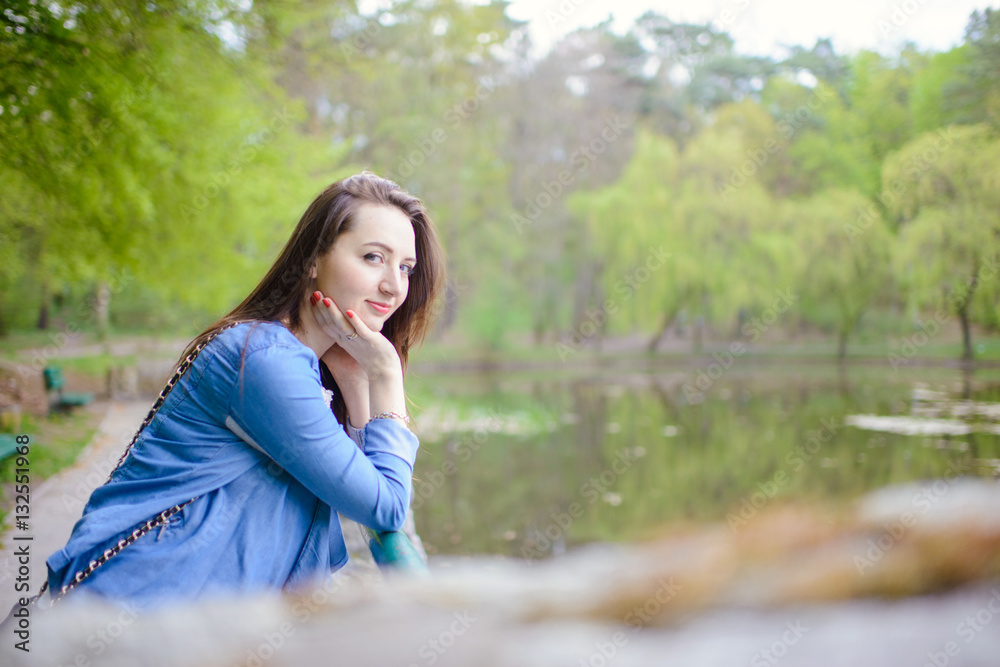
[194,321,318,386]
[212,321,312,359]
[222,321,318,380]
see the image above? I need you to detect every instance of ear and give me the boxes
[309,262,317,279]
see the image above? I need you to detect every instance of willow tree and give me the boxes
[566,128,684,352]
[568,112,787,354]
[793,189,893,359]
[885,124,1000,361]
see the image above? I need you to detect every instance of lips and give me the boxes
[367,300,391,315]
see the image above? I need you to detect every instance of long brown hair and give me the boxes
[178,171,445,422]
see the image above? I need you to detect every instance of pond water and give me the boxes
[406,361,1000,560]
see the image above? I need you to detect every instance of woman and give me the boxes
[41,171,445,610]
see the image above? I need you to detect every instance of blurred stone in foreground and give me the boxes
[5,478,1000,667]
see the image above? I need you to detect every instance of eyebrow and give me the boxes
[363,241,417,264]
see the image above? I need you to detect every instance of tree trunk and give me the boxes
[958,304,973,362]
[647,311,671,353]
[594,282,607,352]
[95,282,111,339]
[36,281,50,330]
[957,271,979,363]
[431,279,459,339]
[837,360,850,397]
[837,329,848,362]
[570,263,596,333]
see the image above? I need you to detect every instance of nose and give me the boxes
[380,265,405,299]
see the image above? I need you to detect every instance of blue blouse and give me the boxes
[44,321,418,610]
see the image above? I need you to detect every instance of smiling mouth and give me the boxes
[367,301,391,315]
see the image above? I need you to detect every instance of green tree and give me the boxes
[0,0,304,333]
[945,9,1000,129]
[794,189,893,359]
[885,124,1000,361]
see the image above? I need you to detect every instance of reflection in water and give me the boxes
[407,365,1000,559]
[846,414,979,436]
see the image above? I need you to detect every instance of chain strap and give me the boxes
[28,322,245,609]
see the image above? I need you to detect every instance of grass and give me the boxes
[56,353,138,377]
[0,407,105,528]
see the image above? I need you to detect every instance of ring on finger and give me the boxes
[347,332,358,340]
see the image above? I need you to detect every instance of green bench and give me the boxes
[0,433,19,461]
[43,366,94,414]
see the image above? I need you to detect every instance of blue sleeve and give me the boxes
[226,342,418,532]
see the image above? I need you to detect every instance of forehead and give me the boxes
[345,203,416,255]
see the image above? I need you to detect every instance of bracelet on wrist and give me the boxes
[370,411,410,424]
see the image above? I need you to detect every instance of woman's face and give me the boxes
[312,202,417,332]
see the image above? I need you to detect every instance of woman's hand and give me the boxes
[309,291,402,382]
[310,290,408,427]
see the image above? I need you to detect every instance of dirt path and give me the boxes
[0,401,149,613]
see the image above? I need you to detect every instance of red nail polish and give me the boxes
[346,310,354,318]
[310,294,318,305]
[323,298,332,307]
[312,291,322,301]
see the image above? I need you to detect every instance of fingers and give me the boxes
[310,291,354,338]
[344,308,373,340]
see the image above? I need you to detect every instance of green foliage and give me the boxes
[1,2,997,365]
[885,124,1000,353]
[911,48,971,133]
[791,188,893,353]
[945,9,1000,128]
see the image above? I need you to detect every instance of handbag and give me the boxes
[15,321,426,613]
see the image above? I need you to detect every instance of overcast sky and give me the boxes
[503,0,996,57]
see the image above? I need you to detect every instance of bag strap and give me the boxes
[29,322,244,608]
